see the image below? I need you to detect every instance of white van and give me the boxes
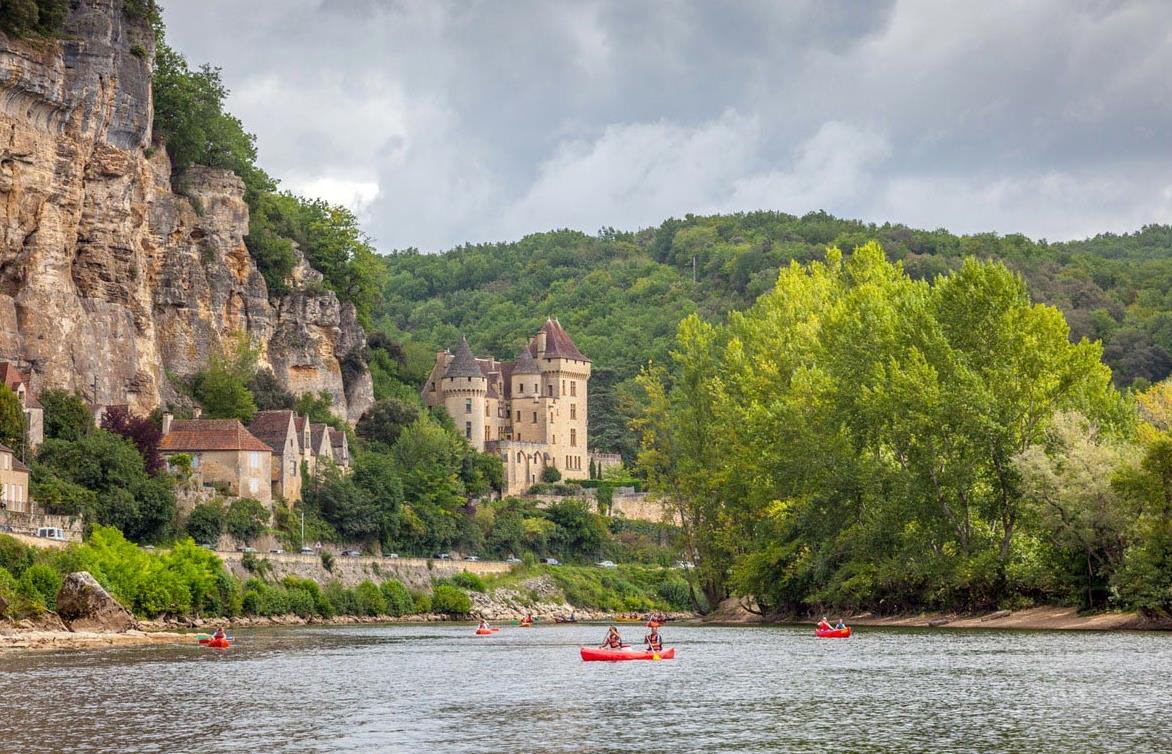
[36,527,67,541]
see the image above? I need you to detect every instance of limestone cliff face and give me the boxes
[0,0,372,422]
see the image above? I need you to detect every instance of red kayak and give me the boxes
[475,627,501,635]
[200,637,232,649]
[815,627,851,638]
[580,646,675,662]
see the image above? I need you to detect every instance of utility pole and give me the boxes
[300,510,305,547]
[692,255,697,283]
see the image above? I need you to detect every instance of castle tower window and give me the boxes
[519,384,524,394]
[465,399,472,414]
[547,384,553,397]
[570,381,577,397]
[465,422,472,439]
[532,411,537,423]
[570,428,577,447]
[533,383,538,394]
[562,379,566,393]
[516,410,521,421]
[570,404,576,420]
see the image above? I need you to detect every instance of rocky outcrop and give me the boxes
[54,571,138,632]
[0,0,371,421]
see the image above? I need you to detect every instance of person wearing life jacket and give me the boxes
[478,619,490,631]
[834,619,846,630]
[644,625,663,652]
[601,625,624,649]
[817,616,832,631]
[520,611,533,626]
[212,627,226,641]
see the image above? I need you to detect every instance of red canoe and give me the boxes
[580,646,675,662]
[475,628,501,635]
[200,637,232,649]
[815,627,852,638]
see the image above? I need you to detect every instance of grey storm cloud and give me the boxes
[162,0,1172,252]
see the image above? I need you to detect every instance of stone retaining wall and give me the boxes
[219,552,512,591]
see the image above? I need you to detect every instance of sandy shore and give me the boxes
[702,598,1170,631]
[844,606,1157,631]
[0,628,190,651]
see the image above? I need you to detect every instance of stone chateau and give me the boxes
[423,319,608,495]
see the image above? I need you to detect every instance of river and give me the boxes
[1,623,1168,753]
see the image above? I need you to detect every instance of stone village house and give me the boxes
[159,419,274,505]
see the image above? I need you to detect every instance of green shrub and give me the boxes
[412,592,432,614]
[380,579,414,616]
[324,580,356,615]
[186,502,225,545]
[431,584,472,616]
[355,580,388,616]
[0,566,18,617]
[226,497,269,542]
[18,563,63,611]
[321,551,335,572]
[447,571,486,593]
[541,465,562,483]
[0,534,34,577]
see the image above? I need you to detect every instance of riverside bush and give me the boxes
[380,579,413,616]
[446,571,486,593]
[431,584,471,616]
[354,580,388,616]
[17,563,62,611]
[0,534,34,577]
[412,592,432,614]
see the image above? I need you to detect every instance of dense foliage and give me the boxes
[0,0,69,37]
[33,430,176,543]
[376,215,1172,462]
[635,242,1172,617]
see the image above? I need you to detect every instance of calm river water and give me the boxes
[1,623,1168,753]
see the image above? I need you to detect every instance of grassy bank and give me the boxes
[0,528,469,625]
[481,564,696,613]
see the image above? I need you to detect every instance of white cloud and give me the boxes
[160,0,1172,251]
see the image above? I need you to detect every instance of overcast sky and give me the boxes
[163,0,1172,253]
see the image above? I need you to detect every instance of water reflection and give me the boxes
[1,624,1168,753]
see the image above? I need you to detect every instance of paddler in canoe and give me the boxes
[644,624,663,652]
[817,616,832,631]
[600,625,624,649]
[477,619,491,631]
[520,611,534,627]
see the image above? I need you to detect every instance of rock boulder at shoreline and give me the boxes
[55,572,138,633]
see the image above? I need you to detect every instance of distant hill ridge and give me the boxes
[374,213,1172,458]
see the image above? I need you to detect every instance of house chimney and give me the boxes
[162,412,173,436]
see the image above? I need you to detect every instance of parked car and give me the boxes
[464,555,480,561]
[595,560,617,568]
[269,548,285,554]
[238,546,258,553]
[142,544,156,551]
[35,527,67,541]
[433,552,452,560]
[299,546,315,555]
[505,556,522,564]
[542,557,560,566]
[341,549,362,557]
[200,543,217,551]
[384,552,400,559]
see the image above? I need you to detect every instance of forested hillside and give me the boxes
[375,213,1172,459]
